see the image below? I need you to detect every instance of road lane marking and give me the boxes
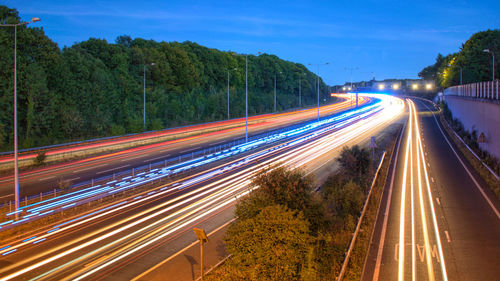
[121,155,145,162]
[422,100,500,220]
[436,197,441,205]
[431,177,435,183]
[444,231,451,243]
[38,176,55,182]
[143,154,170,163]
[73,164,108,173]
[96,165,131,175]
[66,177,80,182]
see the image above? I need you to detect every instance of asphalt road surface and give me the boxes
[0,98,367,201]
[363,98,500,281]
[0,95,403,280]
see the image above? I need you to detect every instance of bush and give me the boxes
[33,151,47,166]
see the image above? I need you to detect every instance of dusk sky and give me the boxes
[6,0,500,85]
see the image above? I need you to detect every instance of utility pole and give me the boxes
[143,62,155,129]
[309,63,329,121]
[227,68,237,119]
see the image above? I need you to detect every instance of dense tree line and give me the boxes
[419,29,499,88]
[0,6,330,151]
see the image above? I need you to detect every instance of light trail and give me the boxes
[395,99,448,281]
[412,101,448,281]
[0,97,367,168]
[398,98,412,281]
[0,94,403,281]
[0,99,378,230]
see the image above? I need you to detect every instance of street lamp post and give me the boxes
[274,71,282,112]
[298,73,305,108]
[0,17,41,217]
[227,68,237,119]
[309,63,329,121]
[345,66,359,88]
[483,49,495,81]
[459,66,463,85]
[245,55,248,142]
[143,62,155,129]
[233,52,260,142]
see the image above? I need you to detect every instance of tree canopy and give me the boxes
[419,29,499,88]
[0,5,330,151]
[222,205,312,281]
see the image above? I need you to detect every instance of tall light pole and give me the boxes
[345,66,359,88]
[236,52,260,142]
[483,49,495,81]
[143,62,155,129]
[459,66,463,85]
[309,63,329,121]
[274,71,282,112]
[245,55,248,142]
[227,68,237,119]
[1,17,41,217]
[298,72,305,108]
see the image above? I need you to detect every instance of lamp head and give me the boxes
[483,49,490,53]
[31,17,41,23]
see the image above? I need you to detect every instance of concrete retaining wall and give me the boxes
[444,95,500,159]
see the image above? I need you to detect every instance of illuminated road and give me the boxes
[0,97,367,200]
[363,99,500,281]
[0,94,403,280]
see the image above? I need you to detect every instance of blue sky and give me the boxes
[6,0,500,85]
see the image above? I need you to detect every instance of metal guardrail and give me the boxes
[443,80,499,100]
[337,150,386,281]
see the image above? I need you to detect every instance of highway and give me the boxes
[0,97,368,201]
[0,94,404,280]
[363,99,500,281]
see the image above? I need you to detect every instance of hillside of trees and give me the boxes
[0,6,330,152]
[418,29,499,88]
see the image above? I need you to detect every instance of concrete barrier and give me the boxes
[444,95,500,159]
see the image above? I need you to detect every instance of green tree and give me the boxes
[225,205,312,281]
[337,145,371,189]
[240,166,328,233]
[420,29,499,88]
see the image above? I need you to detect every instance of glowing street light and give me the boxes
[378,84,385,90]
[425,83,432,90]
[412,84,418,90]
[392,84,400,90]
